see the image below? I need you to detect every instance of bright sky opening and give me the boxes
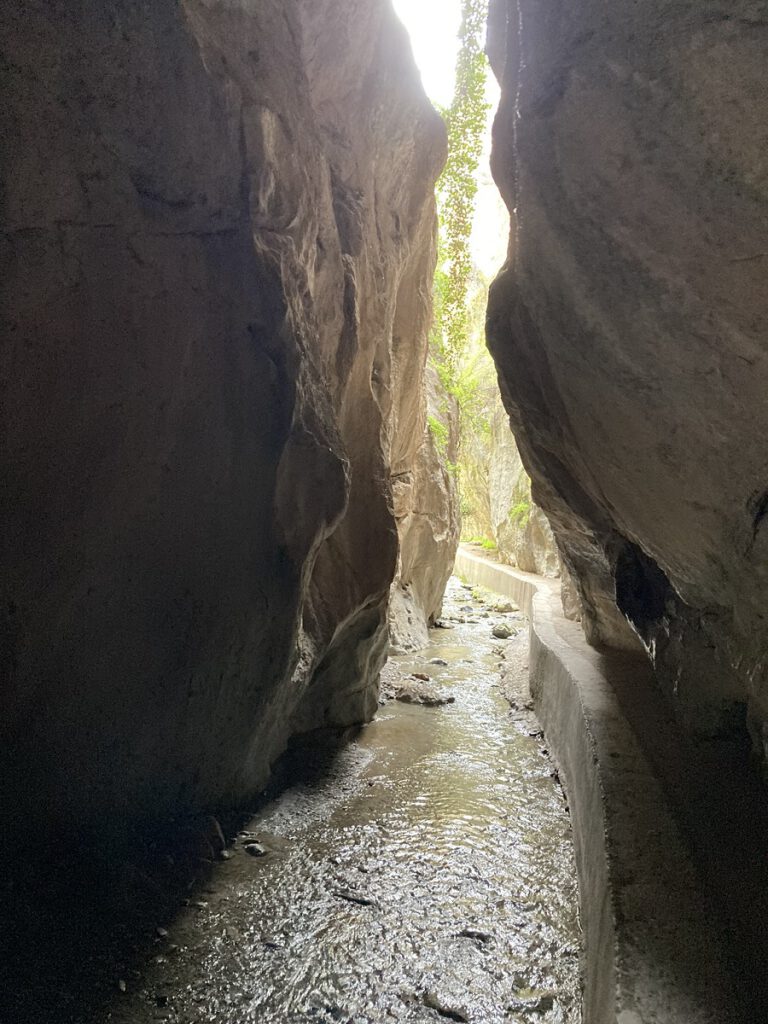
[391,0,509,278]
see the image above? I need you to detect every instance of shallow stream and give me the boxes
[112,578,582,1024]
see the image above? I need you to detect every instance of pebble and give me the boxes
[459,928,492,942]
[332,889,378,907]
[429,658,448,666]
[422,990,468,1022]
[507,990,557,1014]
[244,842,267,858]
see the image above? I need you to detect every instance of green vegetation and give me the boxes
[429,0,537,553]
[509,499,531,528]
[431,0,490,394]
[466,536,497,550]
[427,414,449,455]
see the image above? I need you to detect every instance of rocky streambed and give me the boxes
[107,578,582,1024]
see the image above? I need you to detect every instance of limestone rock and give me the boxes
[487,0,768,742]
[394,680,456,707]
[489,406,559,577]
[389,365,460,652]
[0,0,445,844]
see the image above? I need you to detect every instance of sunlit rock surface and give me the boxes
[389,367,459,652]
[487,0,768,743]
[489,406,559,577]
[0,0,447,844]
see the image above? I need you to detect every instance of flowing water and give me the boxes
[112,578,582,1024]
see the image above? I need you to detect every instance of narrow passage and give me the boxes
[111,578,582,1024]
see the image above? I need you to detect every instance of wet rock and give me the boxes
[412,672,431,682]
[507,990,557,1015]
[395,681,456,707]
[244,842,267,858]
[332,889,378,908]
[205,816,226,852]
[422,991,468,1022]
[492,624,514,640]
[429,658,449,666]
[379,662,405,703]
[458,928,493,943]
[493,601,518,614]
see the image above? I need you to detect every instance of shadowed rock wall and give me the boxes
[0,0,447,845]
[487,1,768,745]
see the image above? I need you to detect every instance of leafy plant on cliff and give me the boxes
[427,414,449,455]
[509,499,531,529]
[431,0,490,389]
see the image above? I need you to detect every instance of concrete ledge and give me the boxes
[454,546,736,1024]
[454,545,546,616]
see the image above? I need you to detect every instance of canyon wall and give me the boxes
[488,404,559,577]
[487,1,768,744]
[389,366,459,652]
[0,0,448,846]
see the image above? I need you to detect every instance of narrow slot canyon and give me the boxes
[1,3,767,1023]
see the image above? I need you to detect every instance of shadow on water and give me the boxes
[1,579,582,1024]
[0,730,354,1024]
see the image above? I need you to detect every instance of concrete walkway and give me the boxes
[455,545,762,1024]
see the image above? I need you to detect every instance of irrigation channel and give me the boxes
[111,577,583,1024]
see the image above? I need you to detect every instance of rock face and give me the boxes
[488,405,559,577]
[0,0,447,845]
[487,1,768,743]
[389,367,459,652]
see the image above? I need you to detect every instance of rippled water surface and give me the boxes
[113,578,582,1024]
